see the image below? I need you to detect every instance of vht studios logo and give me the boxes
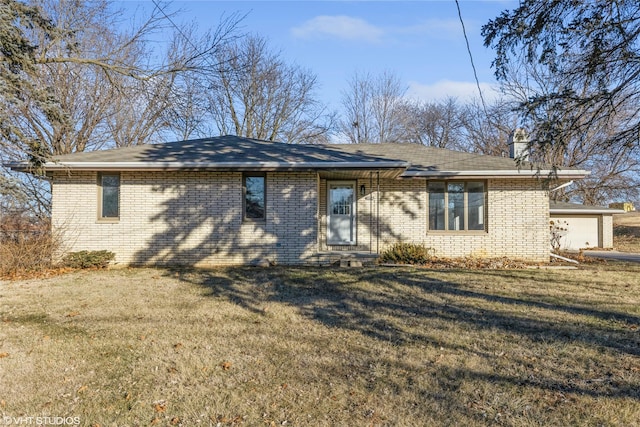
[2,416,81,426]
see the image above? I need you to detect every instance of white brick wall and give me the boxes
[51,171,318,266]
[52,171,550,265]
[319,177,550,262]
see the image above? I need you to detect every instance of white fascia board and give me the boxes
[401,169,590,179]
[33,160,410,171]
[550,208,626,215]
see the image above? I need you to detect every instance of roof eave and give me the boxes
[12,160,410,172]
[401,169,590,179]
[550,208,626,214]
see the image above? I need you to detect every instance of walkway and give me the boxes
[583,250,640,264]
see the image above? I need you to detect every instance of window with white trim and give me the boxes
[428,181,485,231]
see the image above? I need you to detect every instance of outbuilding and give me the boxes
[550,202,625,251]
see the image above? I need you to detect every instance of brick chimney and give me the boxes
[508,128,529,161]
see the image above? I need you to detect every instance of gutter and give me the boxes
[401,169,590,179]
[5,160,589,180]
[550,208,626,215]
[6,160,411,172]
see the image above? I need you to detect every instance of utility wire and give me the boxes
[455,0,489,118]
[151,0,198,51]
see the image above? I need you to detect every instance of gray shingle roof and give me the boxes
[9,135,589,178]
[550,201,626,214]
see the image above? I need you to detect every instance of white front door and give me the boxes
[327,182,356,245]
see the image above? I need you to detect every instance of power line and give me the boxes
[150,0,199,52]
[454,0,489,117]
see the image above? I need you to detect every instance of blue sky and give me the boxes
[121,1,517,111]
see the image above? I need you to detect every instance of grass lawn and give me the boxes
[1,264,639,426]
[614,212,640,253]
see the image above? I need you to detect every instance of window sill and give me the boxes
[96,218,120,224]
[243,218,266,223]
[427,230,487,235]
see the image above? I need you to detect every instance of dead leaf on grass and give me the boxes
[153,400,167,413]
[77,385,88,393]
[0,353,9,358]
[66,311,81,318]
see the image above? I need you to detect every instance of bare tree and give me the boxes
[1,0,241,159]
[483,1,640,155]
[205,35,333,144]
[340,71,407,144]
[0,0,241,214]
[106,75,176,147]
[397,97,467,149]
[483,0,640,205]
[499,61,640,204]
[459,98,519,156]
[163,72,213,142]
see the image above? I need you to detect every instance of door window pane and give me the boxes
[331,186,353,216]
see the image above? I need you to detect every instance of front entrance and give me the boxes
[327,181,356,245]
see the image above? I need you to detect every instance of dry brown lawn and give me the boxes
[1,264,639,426]
[614,212,640,253]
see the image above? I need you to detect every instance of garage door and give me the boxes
[552,215,600,250]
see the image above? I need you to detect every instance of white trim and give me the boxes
[6,161,589,180]
[402,169,590,179]
[550,208,626,215]
[327,181,357,246]
[11,160,409,172]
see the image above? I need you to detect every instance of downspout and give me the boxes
[376,170,380,254]
[369,171,373,254]
[317,172,321,253]
[550,252,579,264]
[550,180,574,193]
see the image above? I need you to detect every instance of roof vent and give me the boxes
[508,128,529,161]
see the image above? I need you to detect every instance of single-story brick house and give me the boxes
[8,135,589,265]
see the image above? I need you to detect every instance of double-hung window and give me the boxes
[428,181,485,231]
[243,173,266,221]
[98,173,120,220]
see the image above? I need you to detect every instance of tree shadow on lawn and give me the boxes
[171,266,640,399]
